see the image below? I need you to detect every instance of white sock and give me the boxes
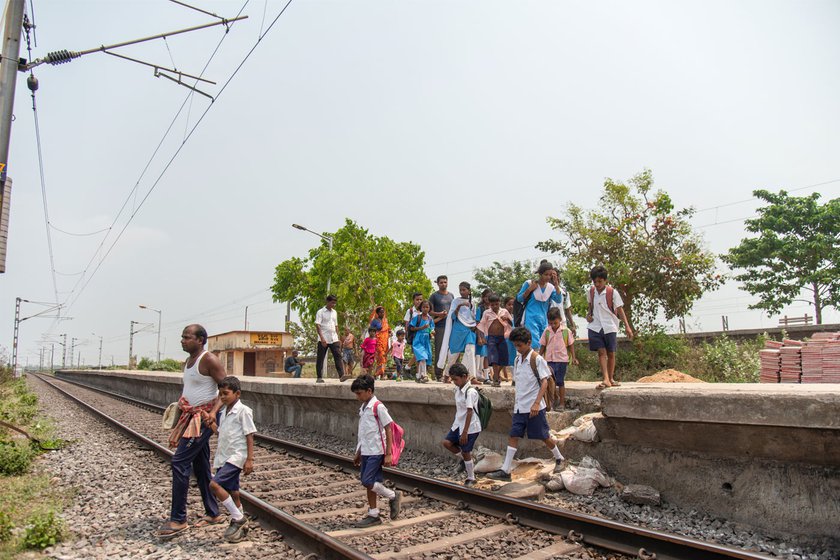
[418,361,427,377]
[221,496,244,522]
[464,459,475,480]
[372,482,395,500]
[501,446,517,473]
[551,445,564,461]
[455,452,464,461]
[368,507,379,517]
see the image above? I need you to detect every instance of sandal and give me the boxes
[596,382,611,390]
[193,515,225,528]
[156,523,189,539]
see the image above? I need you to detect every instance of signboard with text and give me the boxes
[250,332,282,346]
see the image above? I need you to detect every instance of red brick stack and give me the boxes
[779,339,803,383]
[821,333,840,383]
[759,340,782,383]
[800,340,825,383]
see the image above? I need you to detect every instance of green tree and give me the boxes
[723,190,839,324]
[272,219,432,334]
[473,260,538,299]
[537,169,722,327]
[288,321,318,357]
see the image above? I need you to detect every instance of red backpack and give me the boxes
[373,401,405,466]
[589,285,617,316]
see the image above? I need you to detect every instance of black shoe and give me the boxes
[316,378,325,384]
[491,381,501,387]
[340,375,350,382]
[455,460,465,474]
[464,478,477,488]
[352,515,382,528]
[224,518,248,542]
[486,469,511,482]
[389,490,402,520]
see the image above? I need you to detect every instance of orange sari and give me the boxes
[370,309,391,376]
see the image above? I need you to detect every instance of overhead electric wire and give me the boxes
[49,224,110,237]
[64,0,295,311]
[59,0,251,311]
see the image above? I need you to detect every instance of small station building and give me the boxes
[208,330,293,376]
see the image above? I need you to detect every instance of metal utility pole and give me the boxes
[139,305,162,362]
[50,343,54,370]
[70,337,76,367]
[0,0,25,263]
[129,320,137,370]
[244,306,249,331]
[97,336,102,370]
[12,296,20,375]
[61,333,66,367]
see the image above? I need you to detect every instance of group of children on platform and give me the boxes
[189,263,633,537]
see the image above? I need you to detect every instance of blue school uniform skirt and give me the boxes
[449,320,476,354]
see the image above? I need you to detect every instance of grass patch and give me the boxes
[0,371,70,556]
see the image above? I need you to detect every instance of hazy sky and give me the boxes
[2,0,839,367]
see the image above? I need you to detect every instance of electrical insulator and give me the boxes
[27,74,38,92]
[45,50,79,65]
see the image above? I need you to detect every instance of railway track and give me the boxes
[34,373,771,560]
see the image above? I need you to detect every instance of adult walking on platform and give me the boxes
[157,324,227,539]
[429,276,454,380]
[316,295,347,383]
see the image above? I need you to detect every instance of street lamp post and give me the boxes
[292,224,334,294]
[139,305,162,362]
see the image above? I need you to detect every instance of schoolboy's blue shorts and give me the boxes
[588,329,617,352]
[213,462,242,492]
[444,428,480,453]
[509,410,550,440]
[486,335,509,366]
[359,454,384,488]
[547,361,568,387]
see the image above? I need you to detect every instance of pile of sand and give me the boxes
[636,369,705,383]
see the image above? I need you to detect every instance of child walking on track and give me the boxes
[441,364,482,487]
[487,327,564,481]
[199,376,256,543]
[409,300,434,383]
[351,375,402,527]
[540,308,578,410]
[586,265,633,388]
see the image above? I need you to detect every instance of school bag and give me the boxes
[373,401,405,466]
[405,310,418,344]
[588,285,617,317]
[528,352,556,412]
[513,292,529,327]
[469,387,493,430]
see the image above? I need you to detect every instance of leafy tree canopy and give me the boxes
[473,260,538,300]
[723,190,840,324]
[271,219,432,333]
[537,169,722,327]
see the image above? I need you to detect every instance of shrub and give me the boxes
[23,510,63,549]
[0,510,12,542]
[136,357,154,370]
[0,441,33,476]
[632,328,688,371]
[700,335,759,382]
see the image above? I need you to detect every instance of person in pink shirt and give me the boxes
[390,331,406,381]
[361,328,378,374]
[477,293,514,387]
[539,307,578,410]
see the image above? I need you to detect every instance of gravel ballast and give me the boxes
[29,377,300,560]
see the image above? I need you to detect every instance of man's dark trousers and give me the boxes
[170,417,219,523]
[316,341,345,379]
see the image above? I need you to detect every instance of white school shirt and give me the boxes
[586,286,624,334]
[512,350,552,414]
[403,306,422,324]
[213,400,257,469]
[549,284,573,312]
[315,306,339,344]
[452,385,482,435]
[356,396,393,456]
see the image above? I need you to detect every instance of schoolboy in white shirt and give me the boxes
[441,363,482,487]
[585,265,633,388]
[351,375,402,527]
[487,327,564,481]
[200,376,256,543]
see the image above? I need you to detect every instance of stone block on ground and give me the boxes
[545,476,565,492]
[495,481,546,501]
[546,409,580,431]
[620,484,661,506]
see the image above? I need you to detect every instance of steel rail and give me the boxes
[34,374,372,560]
[49,373,771,560]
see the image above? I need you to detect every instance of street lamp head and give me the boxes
[292,224,306,231]
[139,305,147,309]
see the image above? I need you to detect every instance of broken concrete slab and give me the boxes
[620,484,661,506]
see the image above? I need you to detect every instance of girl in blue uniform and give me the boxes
[409,301,434,383]
[516,262,562,349]
[437,282,477,382]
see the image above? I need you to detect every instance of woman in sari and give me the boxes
[369,306,391,379]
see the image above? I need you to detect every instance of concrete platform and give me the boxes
[54,370,840,541]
